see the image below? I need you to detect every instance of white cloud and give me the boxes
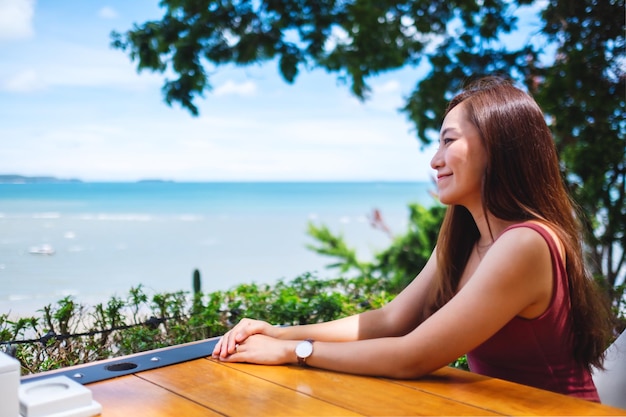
[2,68,44,92]
[373,80,401,95]
[213,80,257,97]
[362,79,406,112]
[0,0,435,182]
[0,100,433,182]
[0,0,35,41]
[98,6,118,19]
[324,25,349,51]
[0,42,163,92]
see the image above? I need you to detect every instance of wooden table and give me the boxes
[22,338,625,416]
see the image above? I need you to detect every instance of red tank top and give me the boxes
[466,222,600,402]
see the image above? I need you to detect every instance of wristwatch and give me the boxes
[295,339,314,366]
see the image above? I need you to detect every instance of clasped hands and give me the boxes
[211,318,298,365]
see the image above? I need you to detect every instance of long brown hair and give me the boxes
[425,76,612,370]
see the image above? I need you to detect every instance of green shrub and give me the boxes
[0,273,398,375]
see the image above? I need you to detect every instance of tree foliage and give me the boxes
[110,0,530,115]
[532,1,625,299]
[2,275,395,375]
[307,202,446,291]
[112,0,625,303]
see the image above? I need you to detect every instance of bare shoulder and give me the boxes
[498,220,565,261]
[483,226,551,272]
[484,221,559,318]
[453,222,556,320]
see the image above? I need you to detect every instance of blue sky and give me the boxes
[0,1,542,182]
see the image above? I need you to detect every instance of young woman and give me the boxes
[212,76,613,402]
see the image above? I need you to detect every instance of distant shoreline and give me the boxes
[0,175,82,184]
[0,175,426,185]
[0,175,175,184]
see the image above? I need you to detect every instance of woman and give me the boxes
[213,76,613,401]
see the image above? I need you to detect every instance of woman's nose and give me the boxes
[430,148,443,169]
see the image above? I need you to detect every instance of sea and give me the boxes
[0,181,434,317]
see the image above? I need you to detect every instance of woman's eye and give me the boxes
[442,138,454,145]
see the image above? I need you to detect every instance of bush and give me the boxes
[0,273,396,375]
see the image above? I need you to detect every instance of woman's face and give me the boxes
[430,102,487,208]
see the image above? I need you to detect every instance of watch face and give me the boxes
[296,340,313,358]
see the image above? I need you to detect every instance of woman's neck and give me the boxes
[469,208,516,247]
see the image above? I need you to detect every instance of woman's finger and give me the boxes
[213,318,269,359]
[211,339,221,357]
[215,330,236,358]
[228,319,255,351]
[212,332,227,357]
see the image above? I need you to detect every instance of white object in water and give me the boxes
[19,375,101,417]
[28,244,55,255]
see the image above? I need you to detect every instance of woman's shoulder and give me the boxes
[500,220,565,261]
[501,220,559,241]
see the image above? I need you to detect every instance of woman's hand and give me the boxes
[214,334,298,365]
[212,318,278,359]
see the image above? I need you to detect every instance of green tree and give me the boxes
[536,1,625,308]
[111,0,625,308]
[404,0,625,309]
[307,202,446,292]
[110,0,529,115]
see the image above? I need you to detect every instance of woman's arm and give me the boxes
[212,251,439,358]
[278,250,440,341]
[218,227,554,379]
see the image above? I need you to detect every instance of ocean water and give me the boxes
[0,182,433,316]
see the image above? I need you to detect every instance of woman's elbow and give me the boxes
[379,307,421,338]
[383,358,434,380]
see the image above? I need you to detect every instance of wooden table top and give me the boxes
[86,358,625,417]
[22,339,625,416]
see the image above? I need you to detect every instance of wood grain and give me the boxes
[76,354,625,416]
[390,366,626,416]
[219,360,499,416]
[89,374,221,417]
[137,359,361,416]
